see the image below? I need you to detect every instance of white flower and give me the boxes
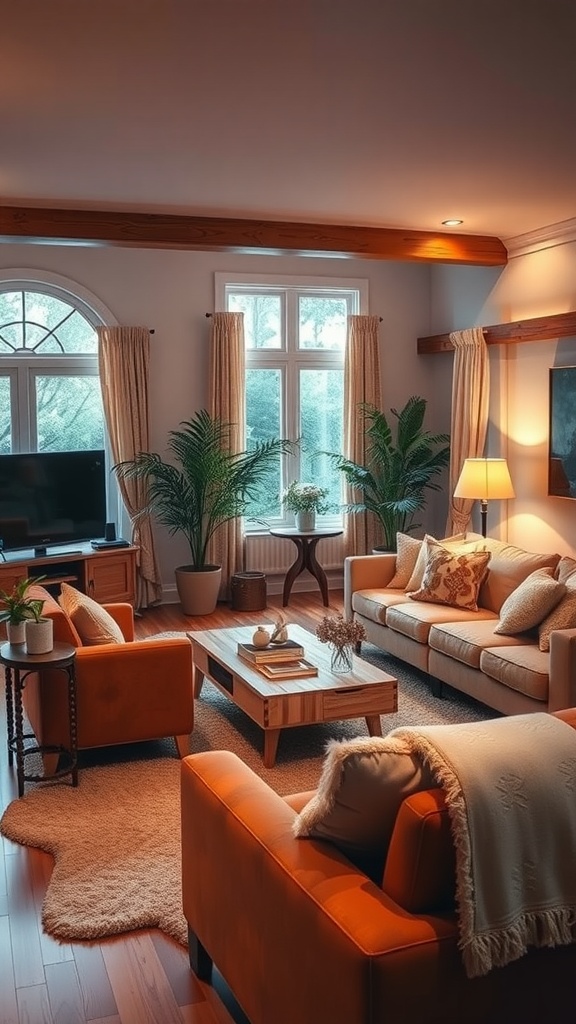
[281,481,329,514]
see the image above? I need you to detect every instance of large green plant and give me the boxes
[114,409,293,569]
[327,396,450,550]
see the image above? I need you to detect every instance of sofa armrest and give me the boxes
[548,628,576,711]
[181,751,456,1024]
[343,553,397,620]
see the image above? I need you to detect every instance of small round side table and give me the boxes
[269,527,343,607]
[1,641,78,798]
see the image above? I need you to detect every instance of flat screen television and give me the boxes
[0,449,107,555]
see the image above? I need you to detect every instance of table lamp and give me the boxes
[454,458,515,538]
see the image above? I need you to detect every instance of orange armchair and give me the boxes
[21,586,194,774]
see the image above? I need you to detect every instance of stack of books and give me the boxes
[237,639,318,680]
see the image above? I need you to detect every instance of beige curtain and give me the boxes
[96,326,162,609]
[445,326,490,535]
[207,312,246,598]
[343,314,382,556]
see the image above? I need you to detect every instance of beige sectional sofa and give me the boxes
[344,533,576,716]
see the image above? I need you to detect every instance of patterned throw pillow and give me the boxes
[387,533,422,589]
[404,532,470,592]
[494,568,566,636]
[58,582,125,645]
[406,536,491,611]
[538,590,576,652]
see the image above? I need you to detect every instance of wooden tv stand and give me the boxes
[0,542,137,605]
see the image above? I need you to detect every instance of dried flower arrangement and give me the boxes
[315,614,366,650]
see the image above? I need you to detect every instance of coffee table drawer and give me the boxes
[322,682,397,719]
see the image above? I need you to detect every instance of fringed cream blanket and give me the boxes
[391,713,576,978]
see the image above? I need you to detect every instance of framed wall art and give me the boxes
[549,365,576,498]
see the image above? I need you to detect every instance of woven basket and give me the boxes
[230,571,267,612]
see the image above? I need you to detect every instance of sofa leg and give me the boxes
[429,675,444,699]
[188,926,213,980]
[175,734,190,758]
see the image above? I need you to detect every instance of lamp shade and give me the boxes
[454,458,515,500]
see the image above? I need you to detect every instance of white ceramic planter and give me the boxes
[6,620,26,645]
[296,511,316,532]
[25,617,54,655]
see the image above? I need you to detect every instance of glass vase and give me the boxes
[330,644,353,674]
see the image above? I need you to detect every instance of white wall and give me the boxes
[0,243,435,589]
[430,242,576,556]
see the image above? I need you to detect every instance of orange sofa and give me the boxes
[19,585,194,772]
[181,709,576,1024]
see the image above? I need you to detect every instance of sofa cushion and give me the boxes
[387,532,422,589]
[292,735,438,880]
[479,645,550,702]
[58,582,125,645]
[407,537,491,611]
[429,617,530,669]
[538,590,576,652]
[352,588,410,625]
[494,568,566,636]
[477,544,560,614]
[387,601,495,645]
[555,555,576,585]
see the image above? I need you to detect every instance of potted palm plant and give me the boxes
[327,396,450,551]
[115,409,293,615]
[0,575,46,645]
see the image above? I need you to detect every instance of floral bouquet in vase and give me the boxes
[281,481,329,531]
[315,614,366,673]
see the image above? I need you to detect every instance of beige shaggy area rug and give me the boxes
[1,758,188,946]
[0,642,493,949]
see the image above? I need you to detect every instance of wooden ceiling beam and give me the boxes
[0,205,508,266]
[417,311,576,354]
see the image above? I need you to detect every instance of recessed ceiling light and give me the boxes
[442,218,463,226]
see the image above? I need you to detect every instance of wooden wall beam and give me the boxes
[0,205,508,266]
[417,311,576,354]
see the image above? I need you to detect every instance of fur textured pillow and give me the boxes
[407,536,491,611]
[494,568,566,636]
[292,735,438,879]
[58,582,125,645]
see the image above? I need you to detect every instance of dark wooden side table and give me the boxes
[1,641,78,797]
[269,527,344,607]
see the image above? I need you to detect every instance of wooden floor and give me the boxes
[0,589,344,1024]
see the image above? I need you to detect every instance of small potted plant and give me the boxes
[281,481,330,532]
[0,576,46,646]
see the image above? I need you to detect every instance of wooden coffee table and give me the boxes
[189,623,397,767]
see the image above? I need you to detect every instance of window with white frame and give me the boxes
[0,283,105,454]
[216,273,368,529]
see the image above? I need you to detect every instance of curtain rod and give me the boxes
[205,312,383,321]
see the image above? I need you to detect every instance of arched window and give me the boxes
[0,280,106,454]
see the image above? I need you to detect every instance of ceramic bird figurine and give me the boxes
[270,611,289,644]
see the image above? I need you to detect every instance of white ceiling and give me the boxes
[2,0,575,243]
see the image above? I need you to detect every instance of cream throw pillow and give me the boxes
[387,533,422,589]
[538,591,576,652]
[58,582,125,646]
[407,536,491,611]
[494,568,566,636]
[293,735,438,880]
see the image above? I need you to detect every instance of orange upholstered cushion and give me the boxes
[383,788,456,913]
